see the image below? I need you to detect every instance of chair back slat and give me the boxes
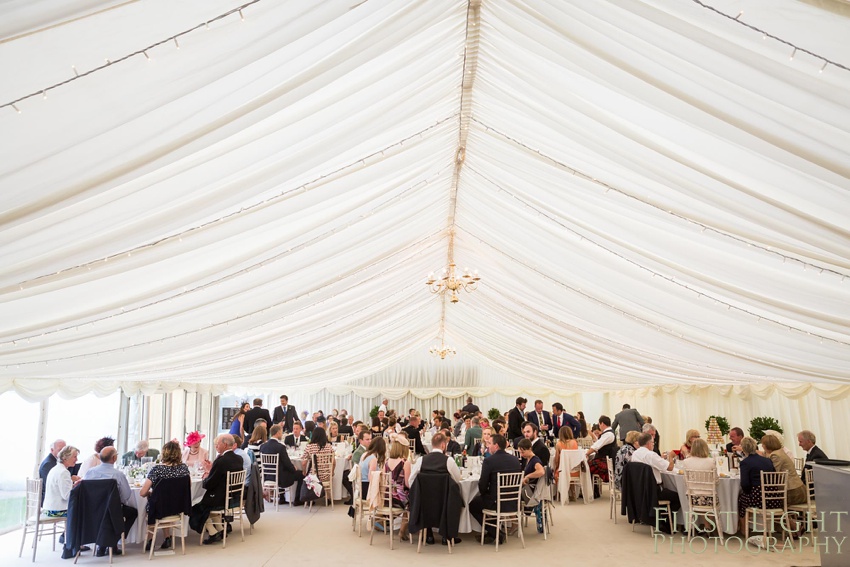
[25,478,43,522]
[225,469,247,510]
[260,453,278,479]
[760,471,788,510]
[495,471,523,514]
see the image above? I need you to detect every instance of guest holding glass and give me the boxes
[678,429,701,459]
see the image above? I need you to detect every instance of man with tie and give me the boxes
[797,430,828,470]
[525,400,552,439]
[272,395,297,433]
[551,403,581,440]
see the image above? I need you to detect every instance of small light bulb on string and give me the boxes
[790,48,797,61]
[820,62,827,73]
[12,104,20,114]
[174,37,180,49]
[72,65,79,77]
[735,10,743,19]
[239,9,245,20]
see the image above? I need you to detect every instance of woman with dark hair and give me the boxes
[304,420,315,441]
[79,436,115,477]
[140,441,189,551]
[301,427,334,483]
[229,402,250,439]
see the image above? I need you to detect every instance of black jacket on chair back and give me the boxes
[62,479,123,559]
[148,476,192,525]
[621,461,659,526]
[408,471,464,538]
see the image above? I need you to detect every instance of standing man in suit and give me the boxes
[190,434,245,544]
[468,434,521,544]
[272,395,297,433]
[611,404,644,443]
[525,399,552,439]
[260,425,304,506]
[507,397,527,442]
[551,403,581,440]
[461,397,479,415]
[243,398,272,447]
[797,430,828,470]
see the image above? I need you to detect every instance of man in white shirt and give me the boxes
[83,447,138,555]
[629,432,680,518]
[585,415,618,492]
[378,398,389,413]
[408,432,463,546]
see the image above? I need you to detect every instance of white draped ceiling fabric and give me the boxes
[1,0,849,447]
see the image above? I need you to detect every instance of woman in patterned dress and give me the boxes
[140,441,190,551]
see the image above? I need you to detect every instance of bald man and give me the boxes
[84,447,138,555]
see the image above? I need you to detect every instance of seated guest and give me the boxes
[284,421,308,448]
[182,431,209,468]
[338,417,354,437]
[190,434,244,545]
[762,430,795,460]
[428,416,443,435]
[679,429,701,459]
[140,441,189,551]
[384,440,412,541]
[39,439,66,506]
[408,432,462,545]
[585,416,617,489]
[352,430,372,465]
[630,433,680,529]
[231,436,252,486]
[491,419,506,437]
[762,434,806,506]
[590,423,601,440]
[521,422,549,466]
[441,427,462,455]
[643,420,661,456]
[726,427,745,458]
[471,427,494,458]
[469,434,521,544]
[371,416,386,435]
[402,415,427,456]
[44,445,81,517]
[680,438,716,471]
[614,430,641,491]
[797,430,828,470]
[247,423,268,455]
[79,437,115,478]
[260,425,304,506]
[737,436,777,533]
[121,440,159,466]
[84,446,138,556]
[304,420,315,441]
[301,427,334,483]
[518,438,546,533]
[361,436,387,496]
[327,421,341,444]
[464,417,483,453]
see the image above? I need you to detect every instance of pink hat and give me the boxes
[184,431,205,447]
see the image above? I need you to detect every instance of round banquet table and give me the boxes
[127,477,205,544]
[457,473,481,533]
[661,470,741,534]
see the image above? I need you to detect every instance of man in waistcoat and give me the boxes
[409,432,462,545]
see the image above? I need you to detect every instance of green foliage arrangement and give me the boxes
[749,416,783,442]
[369,405,380,419]
[487,407,502,421]
[704,415,731,436]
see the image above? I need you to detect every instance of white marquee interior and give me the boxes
[1,0,849,456]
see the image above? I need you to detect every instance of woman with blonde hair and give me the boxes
[327,420,340,444]
[679,429,701,459]
[680,438,716,471]
[383,440,411,540]
[247,423,268,454]
[553,425,580,492]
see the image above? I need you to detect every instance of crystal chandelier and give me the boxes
[430,343,456,360]
[426,263,480,303]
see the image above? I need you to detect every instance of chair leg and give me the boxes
[19,524,28,559]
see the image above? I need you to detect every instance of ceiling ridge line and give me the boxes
[445,0,482,263]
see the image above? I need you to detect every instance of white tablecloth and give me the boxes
[557,449,594,505]
[661,471,741,534]
[457,475,481,533]
[127,478,205,544]
[292,455,350,500]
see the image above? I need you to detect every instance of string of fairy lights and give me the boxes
[466,160,850,347]
[4,231,446,368]
[1,159,453,351]
[2,0,845,114]
[473,119,849,282]
[4,116,456,296]
[691,0,850,74]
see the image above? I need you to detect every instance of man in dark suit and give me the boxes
[441,427,463,455]
[402,415,427,456]
[190,434,245,544]
[507,397,527,441]
[469,434,521,544]
[525,399,553,439]
[797,430,828,470]
[461,397,479,415]
[551,403,581,440]
[260,425,304,506]
[39,439,66,506]
[272,395,297,433]
[522,422,550,466]
[726,427,745,457]
[243,398,272,446]
[284,421,309,448]
[338,417,354,437]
